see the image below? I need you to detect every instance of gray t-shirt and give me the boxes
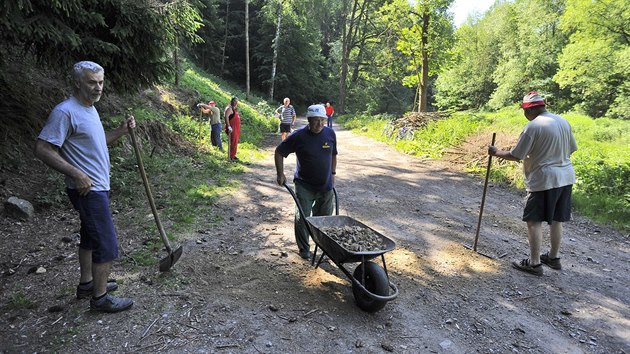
[38,96,111,191]
[208,106,221,125]
[510,111,578,192]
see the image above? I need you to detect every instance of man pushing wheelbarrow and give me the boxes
[274,104,337,260]
[275,105,398,312]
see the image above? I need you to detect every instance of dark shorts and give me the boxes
[280,123,292,133]
[522,185,573,224]
[67,189,119,263]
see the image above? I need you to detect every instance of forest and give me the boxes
[1,0,628,119]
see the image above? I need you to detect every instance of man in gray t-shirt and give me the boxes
[489,92,577,276]
[35,61,135,312]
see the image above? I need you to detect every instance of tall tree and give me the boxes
[338,0,378,113]
[269,0,283,101]
[392,0,454,112]
[245,0,250,99]
[220,0,231,76]
[162,0,203,87]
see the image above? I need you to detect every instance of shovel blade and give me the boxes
[462,244,494,259]
[159,246,184,272]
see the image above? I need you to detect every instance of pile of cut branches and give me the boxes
[382,112,450,140]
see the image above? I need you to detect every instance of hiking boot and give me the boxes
[76,279,119,299]
[540,253,562,270]
[90,294,133,313]
[511,259,543,276]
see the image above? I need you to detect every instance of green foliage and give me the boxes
[434,20,499,111]
[0,0,203,92]
[554,0,630,118]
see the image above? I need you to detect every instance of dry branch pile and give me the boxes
[383,112,450,140]
[443,133,519,171]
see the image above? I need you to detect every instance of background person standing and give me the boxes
[274,104,337,259]
[198,100,223,151]
[224,96,241,161]
[275,97,296,141]
[488,91,577,276]
[325,101,335,128]
[34,61,134,312]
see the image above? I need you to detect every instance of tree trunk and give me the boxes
[245,0,250,100]
[419,11,430,112]
[338,0,360,114]
[174,36,180,87]
[350,1,371,84]
[221,0,230,77]
[269,0,282,102]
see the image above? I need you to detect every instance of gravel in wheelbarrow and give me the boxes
[306,215,396,265]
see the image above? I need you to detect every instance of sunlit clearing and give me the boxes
[386,248,428,276]
[300,267,346,289]
[430,244,497,277]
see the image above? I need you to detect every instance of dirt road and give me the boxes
[1,118,628,353]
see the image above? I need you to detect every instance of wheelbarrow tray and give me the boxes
[306,215,396,264]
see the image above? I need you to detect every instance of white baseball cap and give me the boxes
[306,104,327,118]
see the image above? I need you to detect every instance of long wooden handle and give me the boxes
[128,127,173,253]
[473,132,496,251]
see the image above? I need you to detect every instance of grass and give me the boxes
[7,291,36,310]
[339,108,630,231]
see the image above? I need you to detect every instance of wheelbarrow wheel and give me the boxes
[352,261,389,312]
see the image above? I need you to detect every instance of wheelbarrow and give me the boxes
[284,182,399,312]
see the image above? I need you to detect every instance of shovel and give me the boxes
[464,132,496,259]
[128,126,183,272]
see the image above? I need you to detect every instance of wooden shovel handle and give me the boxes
[128,126,173,253]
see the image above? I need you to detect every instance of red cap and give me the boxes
[520,91,545,109]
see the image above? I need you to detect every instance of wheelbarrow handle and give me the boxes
[282,182,338,218]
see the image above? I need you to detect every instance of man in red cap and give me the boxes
[197,100,223,151]
[488,92,578,276]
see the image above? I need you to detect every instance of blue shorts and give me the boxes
[522,185,573,224]
[67,189,119,263]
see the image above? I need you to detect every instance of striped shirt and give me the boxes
[277,105,296,124]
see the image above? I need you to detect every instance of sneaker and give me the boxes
[511,259,543,276]
[299,251,312,260]
[76,279,119,299]
[540,253,562,270]
[90,294,133,313]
